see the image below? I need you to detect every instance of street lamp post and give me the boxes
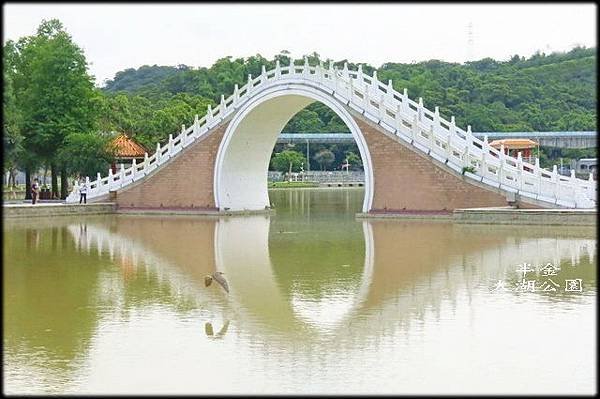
[306,139,310,172]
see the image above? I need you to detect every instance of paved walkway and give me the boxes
[4,202,596,225]
[4,202,116,218]
[358,206,596,226]
[456,206,596,213]
[4,201,67,207]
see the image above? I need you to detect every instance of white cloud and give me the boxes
[3,3,596,86]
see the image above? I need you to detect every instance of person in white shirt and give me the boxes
[79,178,88,204]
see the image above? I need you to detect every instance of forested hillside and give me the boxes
[99,47,596,149]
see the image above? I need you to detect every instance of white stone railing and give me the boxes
[67,60,596,208]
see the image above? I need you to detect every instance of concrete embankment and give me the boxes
[3,202,116,218]
[452,207,597,226]
[4,203,595,225]
[357,206,597,226]
[3,202,274,218]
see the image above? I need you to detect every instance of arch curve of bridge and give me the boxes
[214,82,375,213]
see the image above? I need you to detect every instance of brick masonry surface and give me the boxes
[115,123,228,209]
[355,117,509,211]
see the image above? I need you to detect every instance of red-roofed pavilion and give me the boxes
[110,133,148,174]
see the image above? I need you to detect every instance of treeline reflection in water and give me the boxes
[3,189,597,394]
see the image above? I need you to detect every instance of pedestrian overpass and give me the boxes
[67,61,597,211]
[277,131,597,149]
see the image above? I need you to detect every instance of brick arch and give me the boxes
[214,84,375,212]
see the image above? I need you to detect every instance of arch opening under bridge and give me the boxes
[214,84,374,212]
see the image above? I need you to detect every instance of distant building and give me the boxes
[110,133,149,173]
[489,138,538,164]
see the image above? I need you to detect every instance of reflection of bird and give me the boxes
[204,271,229,293]
[205,322,214,336]
[205,320,230,339]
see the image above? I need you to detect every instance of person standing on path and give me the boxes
[79,178,88,204]
[31,178,40,205]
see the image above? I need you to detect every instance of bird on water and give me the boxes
[205,271,229,293]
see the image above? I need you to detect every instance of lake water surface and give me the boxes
[3,188,597,394]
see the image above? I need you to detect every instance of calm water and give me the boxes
[3,188,597,394]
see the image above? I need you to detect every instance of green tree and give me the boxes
[283,108,324,133]
[270,150,306,176]
[9,19,100,198]
[274,49,292,66]
[58,132,115,179]
[3,63,23,188]
[4,39,40,196]
[314,149,335,171]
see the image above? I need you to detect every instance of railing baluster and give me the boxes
[372,70,379,91]
[357,64,363,85]
[119,164,125,187]
[515,151,523,191]
[481,135,488,177]
[402,88,409,114]
[261,65,267,83]
[552,165,559,199]
[131,158,137,179]
[387,80,394,101]
[193,115,199,138]
[463,125,472,167]
[108,167,113,190]
[429,124,435,149]
[411,115,419,140]
[395,102,402,132]
[346,73,353,101]
[446,118,454,158]
[233,84,239,106]
[206,104,213,124]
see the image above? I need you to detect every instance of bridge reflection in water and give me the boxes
[3,192,596,394]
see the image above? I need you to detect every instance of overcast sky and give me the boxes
[3,3,597,87]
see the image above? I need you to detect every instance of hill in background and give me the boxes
[98,47,596,150]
